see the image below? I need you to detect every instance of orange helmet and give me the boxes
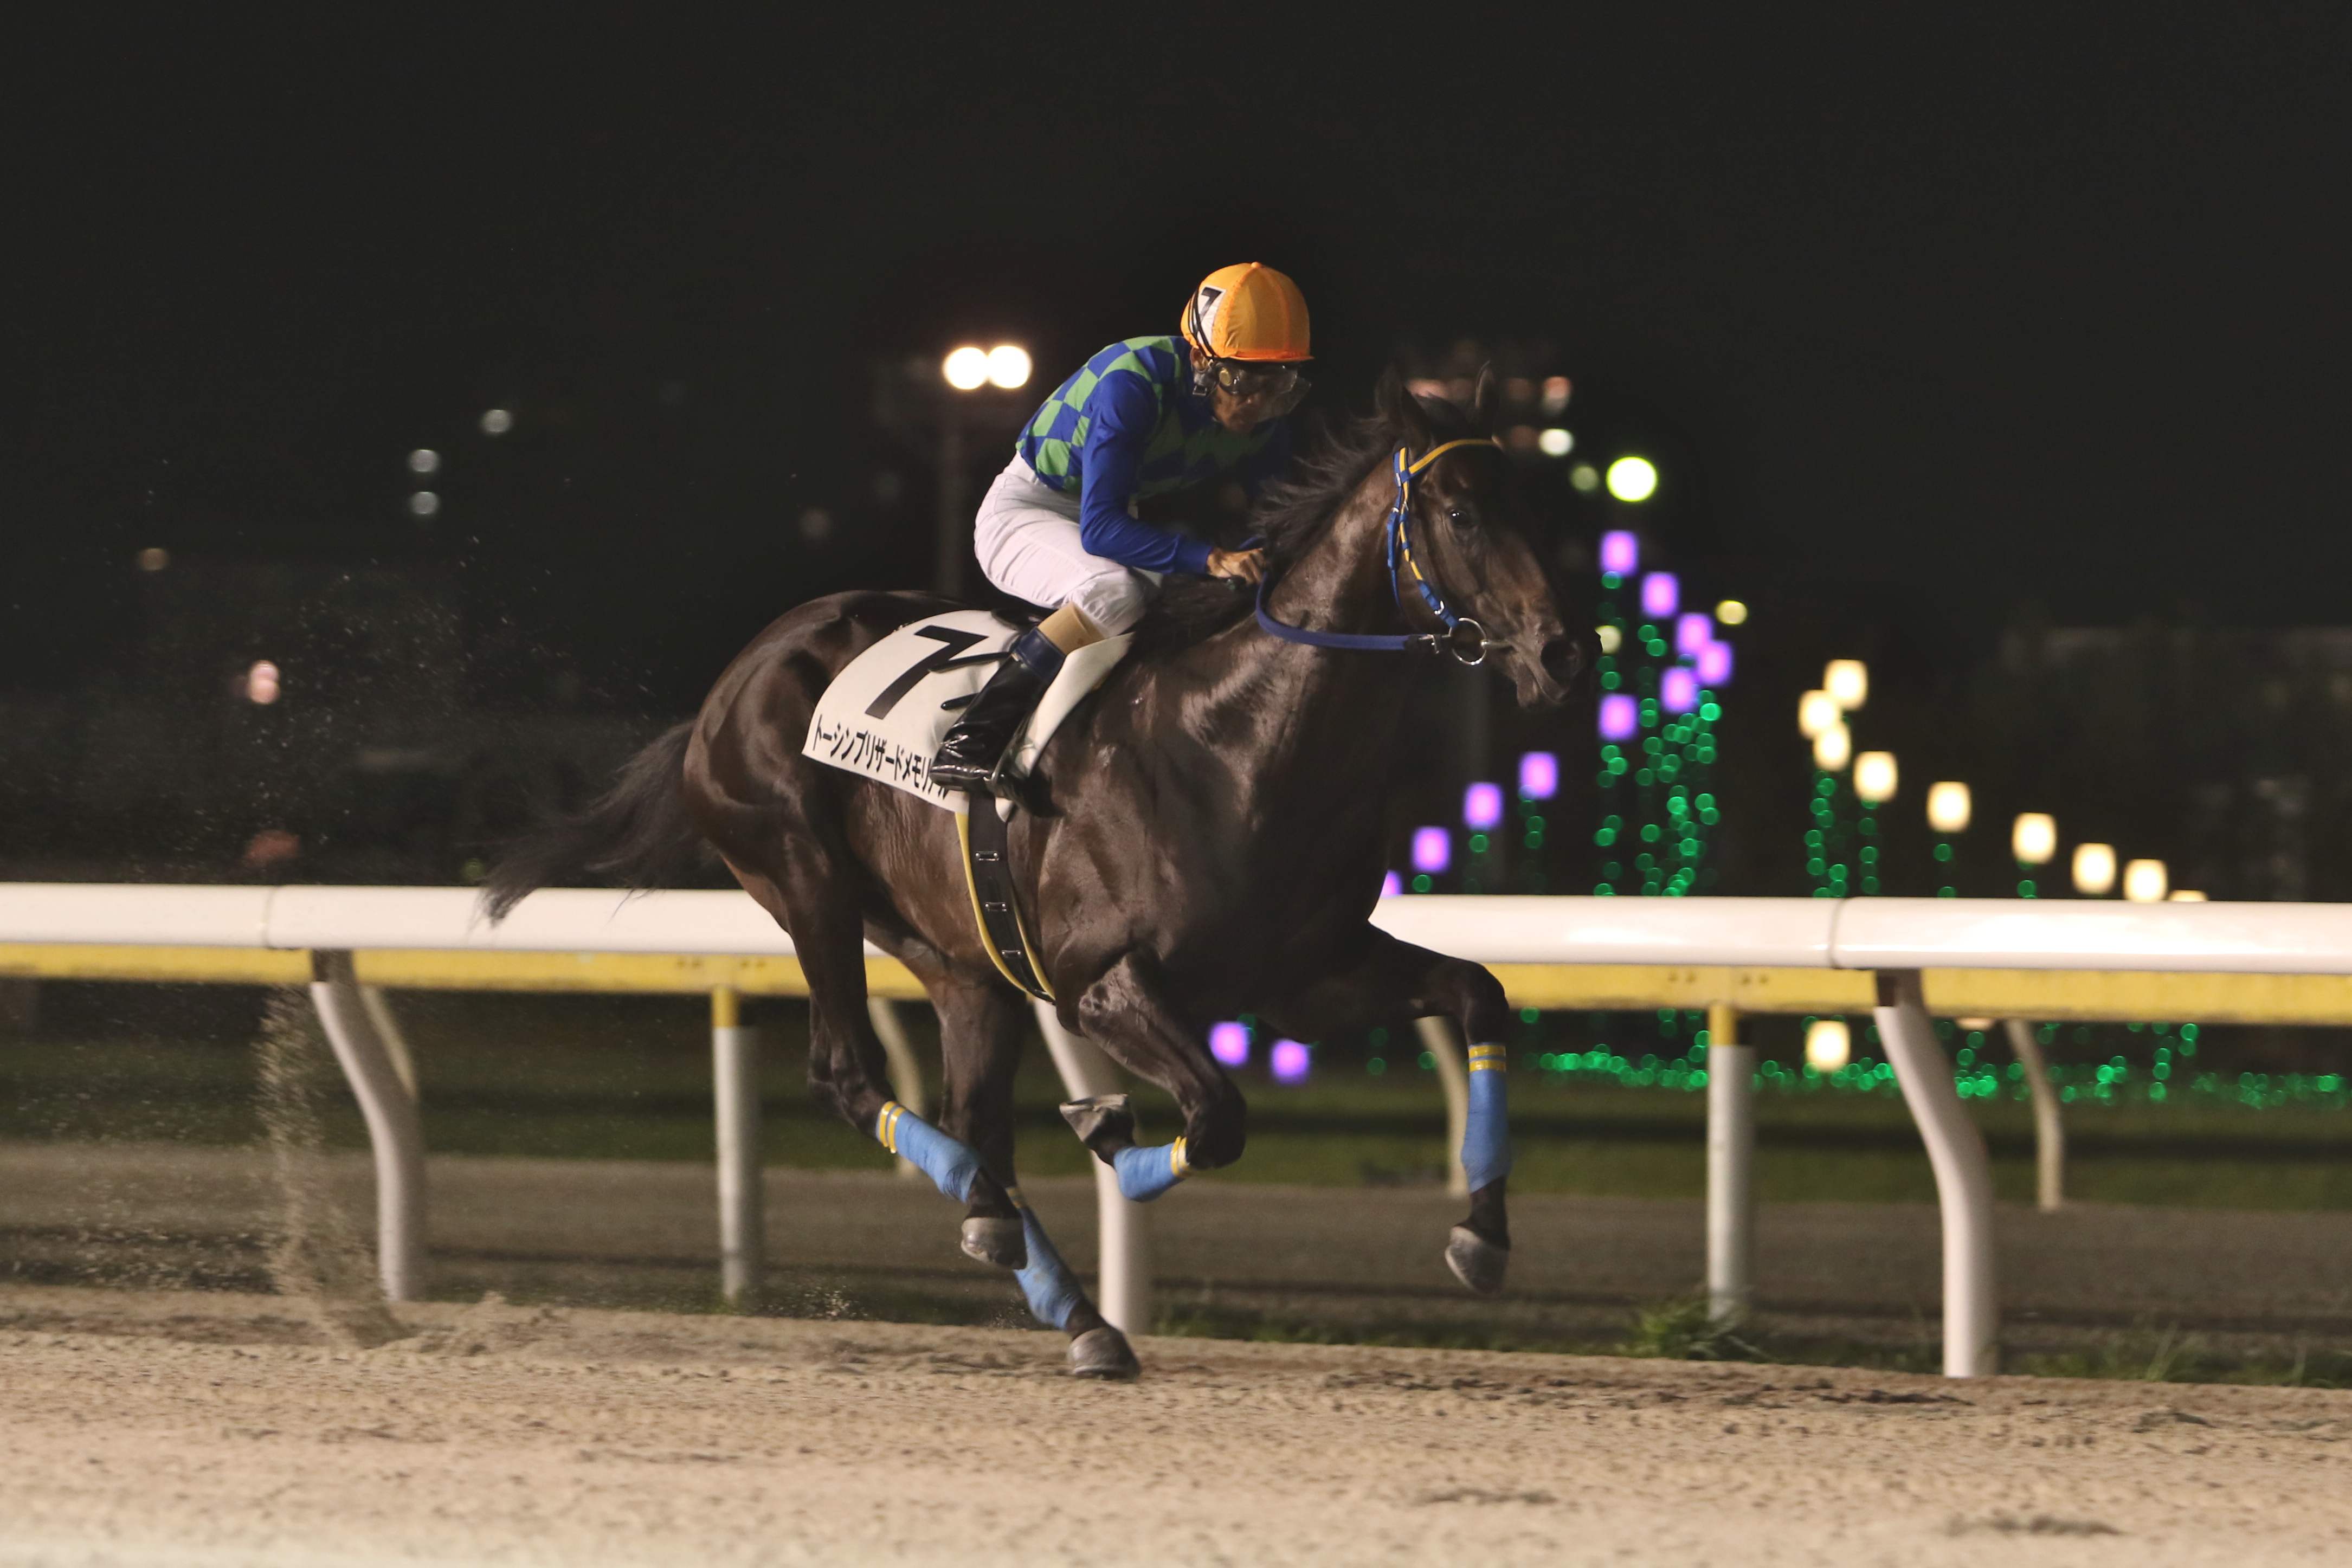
[1180,263,1311,364]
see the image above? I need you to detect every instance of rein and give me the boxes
[1253,437,1500,666]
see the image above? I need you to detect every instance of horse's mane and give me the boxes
[1130,392,1484,660]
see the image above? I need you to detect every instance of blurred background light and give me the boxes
[479,408,513,435]
[1209,1022,1251,1068]
[2124,858,2168,903]
[1381,870,1403,897]
[1540,376,1571,414]
[2013,813,2058,865]
[1695,639,1733,686]
[2073,842,2117,896]
[244,660,281,705]
[409,492,440,518]
[1928,781,1972,834]
[1537,428,1573,457]
[1269,1040,1311,1084]
[1412,827,1451,874]
[1805,1018,1851,1072]
[135,547,169,572]
[1640,572,1678,618]
[1813,722,1851,771]
[1798,689,1840,739]
[408,448,439,475]
[1824,659,1868,711]
[1518,751,1558,800]
[942,346,990,389]
[1570,464,1600,492]
[1599,530,1638,576]
[2169,888,2207,902]
[1606,455,1658,501]
[1715,599,1748,625]
[1854,751,1897,805]
[1599,693,1639,740]
[1463,782,1504,830]
[1661,667,1698,713]
[1675,612,1713,656]
[985,344,1031,389]
[1596,625,1622,654]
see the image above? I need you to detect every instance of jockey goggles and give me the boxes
[1196,357,1311,417]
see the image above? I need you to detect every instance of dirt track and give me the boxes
[4,1284,2351,1567]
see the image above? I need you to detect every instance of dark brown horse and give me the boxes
[487,370,1579,1376]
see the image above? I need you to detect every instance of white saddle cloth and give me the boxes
[802,610,1131,813]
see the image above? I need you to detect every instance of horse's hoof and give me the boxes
[1446,1223,1509,1295]
[1068,1325,1141,1380]
[1060,1094,1137,1159]
[960,1216,1027,1270]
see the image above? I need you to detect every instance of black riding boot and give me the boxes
[929,628,1066,793]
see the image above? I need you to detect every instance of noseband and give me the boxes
[1254,437,1500,666]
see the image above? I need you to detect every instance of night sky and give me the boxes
[9,11,2349,709]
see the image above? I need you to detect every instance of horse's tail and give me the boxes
[480,720,705,922]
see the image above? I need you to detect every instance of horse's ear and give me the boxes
[1472,365,1500,430]
[1376,366,1433,446]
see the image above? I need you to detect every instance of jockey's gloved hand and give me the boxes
[1207,547,1265,584]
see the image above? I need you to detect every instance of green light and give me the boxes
[1411,873,1433,893]
[1599,670,1621,689]
[1468,834,1489,853]
[1367,1057,1384,1074]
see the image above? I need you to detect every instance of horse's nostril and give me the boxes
[1539,636,1580,681]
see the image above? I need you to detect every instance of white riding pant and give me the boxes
[971,455,1158,636]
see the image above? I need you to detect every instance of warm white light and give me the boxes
[1813,722,1852,771]
[1596,625,1622,654]
[1927,782,1971,835]
[480,408,513,435]
[985,344,1031,390]
[409,492,440,517]
[245,660,281,705]
[1805,1018,1851,1072]
[408,448,440,474]
[2168,889,2207,902]
[2013,813,2057,866]
[1854,751,1898,805]
[1798,689,1840,739]
[2072,842,2117,896]
[943,346,990,390]
[136,547,170,572]
[1716,599,1748,625]
[1605,456,1658,502]
[1538,427,1573,457]
[1824,659,1868,711]
[2123,859,2168,903]
[1540,376,1571,414]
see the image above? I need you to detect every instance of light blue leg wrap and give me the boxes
[1009,1190,1084,1331]
[1111,1137,1193,1203]
[1462,1043,1513,1191]
[874,1101,982,1203]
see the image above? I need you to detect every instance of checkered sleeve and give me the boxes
[1076,367,1215,576]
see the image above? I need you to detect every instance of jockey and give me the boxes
[929,262,1313,793]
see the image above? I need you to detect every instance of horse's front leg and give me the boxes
[1261,929,1516,1294]
[1056,951,1246,1203]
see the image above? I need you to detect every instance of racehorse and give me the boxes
[486,369,1580,1376]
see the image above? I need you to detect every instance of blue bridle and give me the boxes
[1254,437,1500,666]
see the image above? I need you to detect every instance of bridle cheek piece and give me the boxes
[1254,437,1499,666]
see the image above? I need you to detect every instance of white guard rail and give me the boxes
[11,885,2352,1377]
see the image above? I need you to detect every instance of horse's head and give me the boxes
[1374,367,1582,707]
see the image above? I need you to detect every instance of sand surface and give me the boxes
[4,1283,2351,1567]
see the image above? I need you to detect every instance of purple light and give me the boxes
[1661,667,1699,714]
[1641,572,1679,619]
[1411,827,1451,874]
[1462,782,1504,831]
[1696,638,1734,687]
[1518,751,1559,801]
[1269,1039,1311,1084]
[1675,612,1713,657]
[1209,1022,1251,1068]
[1381,870,1403,898]
[1599,693,1639,740]
[1599,530,1639,576]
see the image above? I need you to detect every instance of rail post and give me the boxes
[309,951,427,1302]
[868,997,927,1180]
[2002,1018,2066,1210]
[1417,1015,1473,1198]
[711,985,763,1305]
[1032,999,1151,1335]
[1874,970,1999,1376]
[1704,1001,1755,1324]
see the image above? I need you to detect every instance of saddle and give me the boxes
[803,610,1130,997]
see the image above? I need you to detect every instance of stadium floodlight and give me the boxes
[942,346,991,390]
[1813,721,1852,771]
[2123,859,2168,903]
[1606,455,1658,502]
[1927,782,1971,834]
[985,345,1032,390]
[1805,1018,1851,1072]
[2013,813,2057,865]
[2072,842,2117,896]
[1538,428,1573,456]
[245,661,281,705]
[1824,659,1868,711]
[1798,689,1840,739]
[1854,751,1898,805]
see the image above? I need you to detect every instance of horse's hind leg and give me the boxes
[930,974,1138,1378]
[727,854,1026,1269]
